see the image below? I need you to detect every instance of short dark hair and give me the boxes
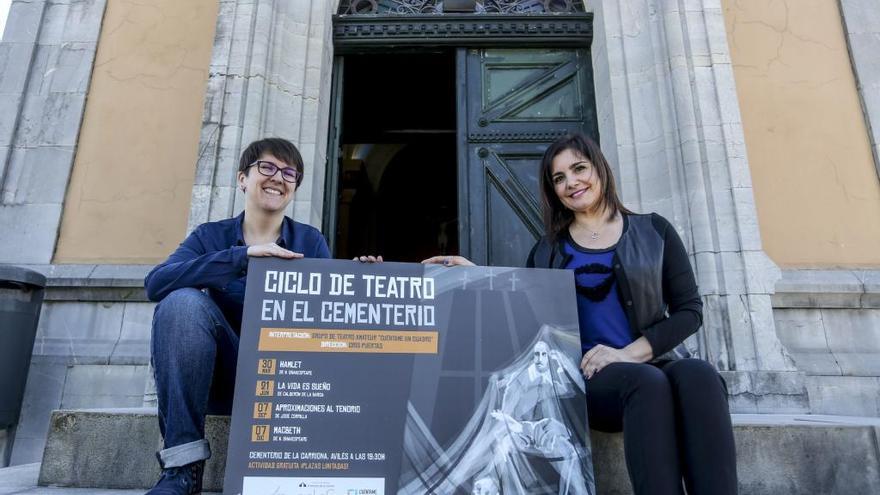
[538,132,633,240]
[238,137,305,188]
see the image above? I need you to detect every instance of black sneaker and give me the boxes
[145,457,204,495]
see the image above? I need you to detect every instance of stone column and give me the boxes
[589,0,807,412]
[0,0,107,263]
[189,0,338,231]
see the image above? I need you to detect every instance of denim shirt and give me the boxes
[144,212,330,331]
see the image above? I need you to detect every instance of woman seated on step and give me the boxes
[423,132,737,495]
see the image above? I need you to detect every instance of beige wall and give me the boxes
[54,0,219,264]
[722,0,880,267]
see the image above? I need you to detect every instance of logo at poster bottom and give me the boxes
[242,476,384,495]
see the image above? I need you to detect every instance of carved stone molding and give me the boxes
[338,0,585,15]
[333,14,592,46]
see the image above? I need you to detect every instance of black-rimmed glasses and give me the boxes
[248,160,301,183]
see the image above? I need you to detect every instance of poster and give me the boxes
[224,258,595,495]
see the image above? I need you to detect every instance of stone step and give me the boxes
[37,409,880,494]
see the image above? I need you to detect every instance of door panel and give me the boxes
[460,48,597,265]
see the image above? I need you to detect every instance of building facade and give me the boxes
[1,0,878,467]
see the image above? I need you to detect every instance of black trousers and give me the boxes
[586,358,737,495]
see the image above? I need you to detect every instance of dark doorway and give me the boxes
[333,51,458,262]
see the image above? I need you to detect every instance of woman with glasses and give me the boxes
[143,138,330,495]
[425,132,737,495]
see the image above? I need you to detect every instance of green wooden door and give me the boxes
[458,48,598,266]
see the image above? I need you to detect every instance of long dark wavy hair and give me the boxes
[539,132,632,240]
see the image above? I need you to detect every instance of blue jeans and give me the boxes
[151,288,239,468]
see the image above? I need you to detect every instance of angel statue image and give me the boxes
[399,327,595,495]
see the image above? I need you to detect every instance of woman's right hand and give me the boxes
[421,255,475,266]
[247,243,303,259]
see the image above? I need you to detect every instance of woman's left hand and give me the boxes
[580,344,637,380]
[421,255,475,266]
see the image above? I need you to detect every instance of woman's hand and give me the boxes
[247,243,303,259]
[580,338,654,379]
[353,255,383,263]
[421,255,475,266]
[580,344,638,380]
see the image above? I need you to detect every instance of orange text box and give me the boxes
[253,402,272,419]
[258,328,439,354]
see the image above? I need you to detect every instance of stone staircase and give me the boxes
[33,409,880,494]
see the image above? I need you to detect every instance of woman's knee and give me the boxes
[153,288,214,324]
[663,358,725,393]
[618,363,672,400]
[151,288,221,346]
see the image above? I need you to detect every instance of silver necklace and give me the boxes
[575,222,602,241]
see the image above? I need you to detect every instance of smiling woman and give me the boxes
[142,137,331,494]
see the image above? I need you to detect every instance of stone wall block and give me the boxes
[840,0,880,35]
[187,185,212,233]
[0,94,23,146]
[262,88,302,140]
[731,190,762,251]
[225,2,257,75]
[17,93,86,147]
[8,361,66,465]
[8,145,74,204]
[692,66,722,126]
[774,308,829,351]
[683,10,710,66]
[773,308,843,376]
[209,0,236,72]
[717,251,747,294]
[32,301,125,364]
[721,123,751,188]
[60,364,150,409]
[42,0,106,44]
[717,370,757,412]
[109,302,155,365]
[693,250,720,295]
[194,127,221,188]
[210,185,235,222]
[748,294,798,371]
[750,371,809,413]
[0,203,62,263]
[741,250,780,294]
[46,42,97,94]
[2,0,47,44]
[614,142,641,209]
[722,293,759,370]
[0,43,36,94]
[697,294,732,368]
[834,353,880,376]
[298,96,320,147]
[821,308,880,355]
[806,375,880,416]
[703,7,730,65]
[858,271,880,308]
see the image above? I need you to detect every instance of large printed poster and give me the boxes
[224,258,595,495]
